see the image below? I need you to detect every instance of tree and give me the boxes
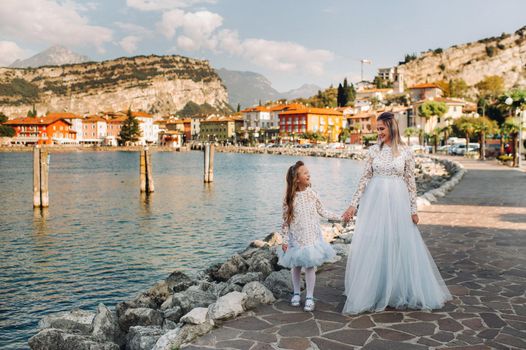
[417,101,447,140]
[342,78,350,106]
[236,103,240,113]
[403,127,419,145]
[337,83,345,107]
[118,109,141,145]
[431,127,442,153]
[475,75,505,100]
[454,116,477,155]
[502,117,521,166]
[0,113,15,137]
[339,128,351,143]
[473,116,498,160]
[27,104,37,117]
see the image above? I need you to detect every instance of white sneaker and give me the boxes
[304,297,315,312]
[290,294,301,307]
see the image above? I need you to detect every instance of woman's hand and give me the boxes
[343,206,356,222]
[411,214,419,224]
[282,243,288,252]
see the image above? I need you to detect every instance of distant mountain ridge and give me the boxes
[216,68,321,108]
[9,45,91,68]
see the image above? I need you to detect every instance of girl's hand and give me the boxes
[343,206,356,222]
[411,214,419,224]
[282,244,288,252]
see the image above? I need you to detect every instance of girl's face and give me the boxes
[296,165,310,189]
[377,120,391,144]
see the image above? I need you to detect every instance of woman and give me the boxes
[342,112,451,315]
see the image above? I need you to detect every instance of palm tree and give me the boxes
[502,117,521,166]
[403,127,418,145]
[454,116,477,156]
[431,127,442,153]
[473,116,497,160]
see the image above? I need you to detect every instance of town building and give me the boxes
[199,116,236,142]
[4,114,77,145]
[278,107,343,142]
[409,83,443,102]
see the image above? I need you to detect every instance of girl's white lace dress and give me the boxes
[278,187,339,268]
[343,144,452,314]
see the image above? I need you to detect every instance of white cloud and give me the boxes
[119,36,141,53]
[127,0,216,11]
[156,8,334,75]
[0,41,30,67]
[0,0,112,53]
[158,9,222,51]
[115,22,152,36]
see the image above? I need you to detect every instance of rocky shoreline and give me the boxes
[28,153,465,350]
[0,145,186,153]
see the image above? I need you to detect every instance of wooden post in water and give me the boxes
[33,147,41,208]
[145,147,154,193]
[140,147,154,193]
[33,146,49,208]
[208,143,215,182]
[40,149,49,207]
[203,143,210,183]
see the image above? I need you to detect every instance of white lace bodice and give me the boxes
[350,144,418,214]
[281,187,340,246]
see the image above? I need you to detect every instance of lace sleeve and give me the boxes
[281,198,289,243]
[350,147,374,208]
[403,148,418,214]
[312,189,340,221]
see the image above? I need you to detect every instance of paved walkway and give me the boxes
[184,158,526,350]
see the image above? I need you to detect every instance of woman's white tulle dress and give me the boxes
[343,144,452,315]
[278,188,339,268]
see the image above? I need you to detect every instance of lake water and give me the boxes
[0,150,363,349]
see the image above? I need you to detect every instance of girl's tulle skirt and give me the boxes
[278,236,335,268]
[343,176,452,315]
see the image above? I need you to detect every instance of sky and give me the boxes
[0,0,525,91]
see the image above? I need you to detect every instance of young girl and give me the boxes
[342,112,451,314]
[278,160,341,312]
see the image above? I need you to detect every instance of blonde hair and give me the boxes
[284,161,304,225]
[377,112,405,156]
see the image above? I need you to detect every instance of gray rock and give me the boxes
[159,295,173,311]
[242,281,276,309]
[217,282,243,297]
[213,254,249,281]
[171,286,216,314]
[207,291,247,321]
[264,269,302,299]
[250,240,269,248]
[162,319,178,330]
[163,306,183,323]
[118,308,163,332]
[38,309,95,335]
[228,272,263,286]
[263,232,283,246]
[92,304,119,343]
[126,326,165,350]
[29,328,119,350]
[180,307,210,325]
[165,270,195,293]
[152,322,213,350]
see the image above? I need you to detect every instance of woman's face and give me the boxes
[377,120,391,144]
[296,165,310,188]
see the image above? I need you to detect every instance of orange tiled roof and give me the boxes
[84,116,106,123]
[201,116,235,123]
[108,116,127,123]
[47,112,83,119]
[432,97,466,105]
[358,88,393,93]
[269,103,304,112]
[348,112,376,120]
[279,107,343,116]
[4,115,72,126]
[409,83,440,89]
[240,106,270,113]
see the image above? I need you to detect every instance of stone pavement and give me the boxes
[183,158,526,350]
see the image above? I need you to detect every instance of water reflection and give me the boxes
[0,151,363,349]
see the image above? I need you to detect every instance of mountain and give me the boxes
[396,26,526,94]
[281,84,321,100]
[9,45,91,68]
[216,68,321,108]
[0,55,230,117]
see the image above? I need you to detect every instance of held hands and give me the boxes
[342,206,356,223]
[281,243,288,252]
[412,214,419,224]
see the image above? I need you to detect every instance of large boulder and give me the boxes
[212,254,249,281]
[118,308,163,332]
[163,306,183,323]
[180,307,210,325]
[38,309,95,335]
[125,326,165,350]
[207,291,247,321]
[212,281,243,297]
[245,249,278,278]
[29,328,119,350]
[92,304,119,344]
[264,269,303,299]
[228,272,263,287]
[169,286,216,315]
[165,270,196,293]
[242,281,276,309]
[152,322,213,350]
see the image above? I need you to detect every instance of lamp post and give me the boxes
[505,96,522,168]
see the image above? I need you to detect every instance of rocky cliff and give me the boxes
[397,26,526,93]
[0,55,230,117]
